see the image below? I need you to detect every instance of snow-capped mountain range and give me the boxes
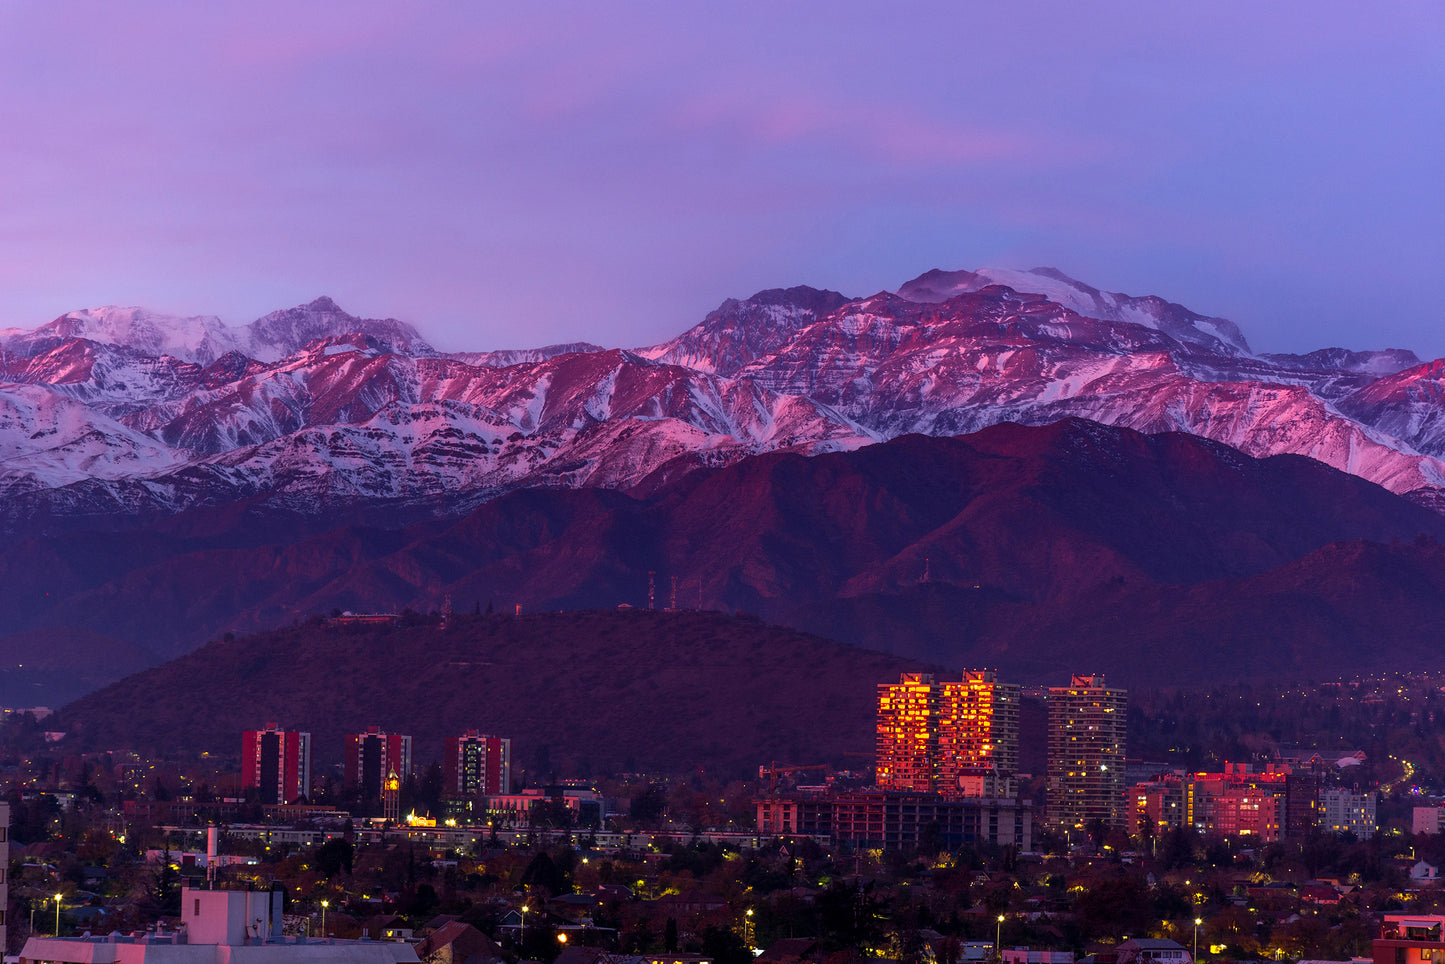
[4,269,1445,521]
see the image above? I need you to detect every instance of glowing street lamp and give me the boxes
[321,900,329,938]
[558,933,568,946]
[996,914,1005,957]
[745,908,755,947]
[521,904,529,944]
[1194,918,1203,961]
[54,893,63,936]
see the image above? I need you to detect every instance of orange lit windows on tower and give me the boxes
[877,671,1020,795]
[877,673,941,792]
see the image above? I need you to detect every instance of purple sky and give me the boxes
[1,3,1441,357]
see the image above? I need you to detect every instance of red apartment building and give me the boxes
[1212,787,1280,838]
[241,724,311,805]
[1128,762,1316,842]
[444,731,511,799]
[345,727,412,821]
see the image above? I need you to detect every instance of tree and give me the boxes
[521,850,570,897]
[699,925,751,964]
[630,784,667,823]
[139,846,181,920]
[316,839,354,879]
[1072,875,1152,940]
[530,798,575,830]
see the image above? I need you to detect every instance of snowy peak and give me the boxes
[893,268,986,302]
[446,342,605,368]
[240,296,435,362]
[0,306,237,365]
[0,297,436,367]
[1261,347,1420,376]
[638,285,852,376]
[897,266,1252,356]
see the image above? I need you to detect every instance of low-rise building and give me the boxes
[1003,949,1075,964]
[757,788,1030,850]
[1374,914,1445,964]
[1116,938,1191,964]
[18,885,418,964]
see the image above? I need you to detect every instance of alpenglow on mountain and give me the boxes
[3,267,1445,524]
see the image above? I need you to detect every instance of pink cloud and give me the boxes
[671,86,1101,168]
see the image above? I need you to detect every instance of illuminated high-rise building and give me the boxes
[444,731,512,798]
[876,671,1019,796]
[1046,674,1127,833]
[241,724,311,804]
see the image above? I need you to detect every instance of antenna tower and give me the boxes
[923,557,931,583]
[648,571,656,610]
[670,575,677,611]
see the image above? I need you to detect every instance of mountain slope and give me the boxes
[52,609,929,776]
[9,421,1445,692]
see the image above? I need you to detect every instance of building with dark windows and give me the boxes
[757,787,1030,850]
[876,671,1019,797]
[1047,673,1127,833]
[241,724,311,804]
[345,727,412,818]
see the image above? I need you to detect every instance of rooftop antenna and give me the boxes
[648,571,655,610]
[923,557,931,583]
[670,575,677,611]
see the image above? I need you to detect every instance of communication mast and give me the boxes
[648,571,656,610]
[670,575,677,611]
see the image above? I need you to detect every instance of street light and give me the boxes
[996,914,1005,957]
[1194,918,1203,962]
[558,933,568,945]
[54,893,62,936]
[745,908,755,948]
[521,904,529,945]
[321,900,329,938]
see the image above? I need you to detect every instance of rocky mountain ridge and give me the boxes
[4,267,1445,524]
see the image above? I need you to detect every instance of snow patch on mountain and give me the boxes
[447,343,604,367]
[897,266,1252,356]
[0,383,189,490]
[0,298,434,366]
[638,286,853,375]
[3,270,1445,516]
[0,307,239,365]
